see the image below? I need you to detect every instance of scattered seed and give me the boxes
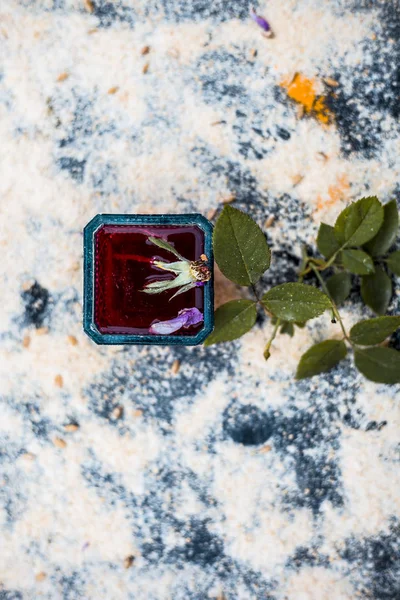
[316,151,328,162]
[36,327,49,336]
[83,0,94,13]
[124,555,135,569]
[171,359,180,375]
[54,375,63,388]
[296,104,305,119]
[264,215,275,228]
[67,335,78,346]
[288,433,294,440]
[291,174,304,187]
[221,194,235,204]
[167,48,180,59]
[323,77,339,87]
[210,120,225,126]
[132,409,143,418]
[207,208,217,220]
[112,406,123,420]
[258,444,272,453]
[64,423,79,432]
[262,30,274,39]
[108,86,119,95]
[141,45,150,55]
[304,488,310,495]
[57,72,69,82]
[23,335,31,348]
[21,452,36,461]
[250,48,258,57]
[21,280,33,291]
[53,437,67,449]
[88,28,98,34]
[46,97,53,115]
[35,572,47,582]
[142,63,149,74]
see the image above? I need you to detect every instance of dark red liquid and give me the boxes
[94,224,205,335]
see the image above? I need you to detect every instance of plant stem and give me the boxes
[263,318,281,360]
[300,246,346,276]
[252,283,271,318]
[250,283,274,349]
[321,251,339,271]
[299,245,308,282]
[251,284,261,302]
[310,264,349,341]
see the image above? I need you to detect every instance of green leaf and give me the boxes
[361,267,392,315]
[213,206,271,286]
[148,236,186,261]
[326,272,352,305]
[204,299,257,346]
[350,316,400,346]
[143,271,193,294]
[364,200,399,257]
[153,260,191,274]
[387,250,400,276]
[280,321,295,337]
[334,196,384,247]
[317,223,340,258]
[262,283,331,322]
[296,340,347,379]
[169,282,197,300]
[354,347,400,384]
[341,249,375,275]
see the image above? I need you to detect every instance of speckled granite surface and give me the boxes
[1,1,400,598]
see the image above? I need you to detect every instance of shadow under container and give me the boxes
[83,214,214,345]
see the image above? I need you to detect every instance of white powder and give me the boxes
[211,445,314,572]
[280,566,355,600]
[85,421,162,494]
[321,423,400,541]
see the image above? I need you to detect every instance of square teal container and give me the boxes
[83,214,214,345]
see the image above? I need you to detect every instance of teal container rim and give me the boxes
[83,213,214,345]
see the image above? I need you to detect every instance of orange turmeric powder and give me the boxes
[316,174,350,211]
[281,73,333,124]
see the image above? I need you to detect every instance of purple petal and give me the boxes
[149,313,188,335]
[149,307,203,335]
[181,307,203,327]
[250,9,271,32]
